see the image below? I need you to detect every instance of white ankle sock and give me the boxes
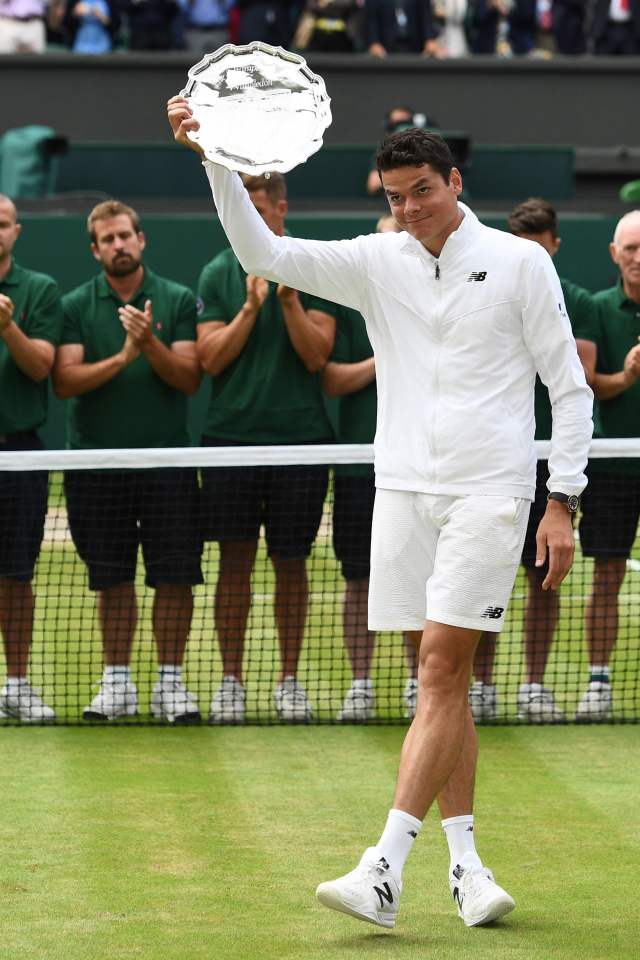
[158,664,181,683]
[352,678,373,690]
[104,665,131,684]
[373,808,423,883]
[441,815,483,874]
[6,676,27,687]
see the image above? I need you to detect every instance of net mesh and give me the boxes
[0,440,638,725]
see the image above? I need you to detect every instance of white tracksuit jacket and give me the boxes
[205,161,593,501]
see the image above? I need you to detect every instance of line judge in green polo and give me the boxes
[0,193,63,724]
[53,200,204,725]
[577,209,640,722]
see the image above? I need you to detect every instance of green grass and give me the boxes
[0,726,637,959]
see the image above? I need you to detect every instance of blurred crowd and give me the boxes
[0,0,638,57]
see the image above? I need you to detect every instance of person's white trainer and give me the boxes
[403,677,418,719]
[468,681,498,722]
[337,683,375,722]
[575,680,613,722]
[450,864,515,926]
[0,680,56,723]
[316,848,400,928]
[209,676,246,724]
[274,677,312,722]
[151,680,201,724]
[83,680,138,721]
[518,683,565,723]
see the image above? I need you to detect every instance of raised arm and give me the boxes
[167,96,368,311]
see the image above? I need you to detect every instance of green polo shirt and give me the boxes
[534,277,599,441]
[590,281,640,475]
[197,247,333,443]
[312,298,376,478]
[0,260,63,435]
[61,269,196,449]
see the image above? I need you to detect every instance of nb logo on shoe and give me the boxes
[481,606,504,619]
[373,882,394,910]
[467,271,487,282]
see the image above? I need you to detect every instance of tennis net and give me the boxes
[0,440,638,725]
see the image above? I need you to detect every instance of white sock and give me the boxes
[158,664,181,684]
[352,678,373,690]
[6,676,27,687]
[372,808,423,883]
[103,665,131,684]
[589,665,610,684]
[441,815,483,874]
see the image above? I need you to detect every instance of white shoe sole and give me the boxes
[151,707,201,725]
[0,706,55,724]
[460,892,515,927]
[208,712,246,725]
[83,707,139,721]
[316,883,395,928]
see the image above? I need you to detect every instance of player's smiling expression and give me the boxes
[382,164,463,257]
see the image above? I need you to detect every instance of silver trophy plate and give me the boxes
[181,42,332,175]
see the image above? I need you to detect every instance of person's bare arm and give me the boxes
[119,300,201,395]
[196,275,266,377]
[576,337,596,387]
[0,295,54,381]
[593,343,640,400]
[280,298,335,373]
[323,357,375,396]
[53,338,140,399]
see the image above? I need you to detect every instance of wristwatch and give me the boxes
[547,492,580,514]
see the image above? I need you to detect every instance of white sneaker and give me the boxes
[209,676,246,724]
[337,683,375,722]
[575,681,613,722]
[450,864,515,926]
[151,680,201,724]
[316,848,400,928]
[469,681,498,722]
[518,683,565,723]
[0,681,56,723]
[83,680,138,721]
[403,677,418,719]
[274,677,312,722]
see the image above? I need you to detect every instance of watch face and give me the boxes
[567,495,580,512]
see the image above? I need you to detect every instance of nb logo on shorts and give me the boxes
[481,606,504,619]
[467,271,487,282]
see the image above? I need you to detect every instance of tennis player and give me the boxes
[167,99,593,929]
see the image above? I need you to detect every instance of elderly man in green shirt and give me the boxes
[53,200,203,724]
[0,194,62,723]
[577,209,640,721]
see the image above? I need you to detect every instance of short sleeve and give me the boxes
[570,286,601,345]
[26,276,64,346]
[172,286,197,342]
[329,306,351,364]
[197,257,229,324]
[60,292,83,346]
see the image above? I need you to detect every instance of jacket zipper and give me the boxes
[435,262,440,280]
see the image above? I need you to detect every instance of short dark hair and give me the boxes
[375,129,454,184]
[507,198,558,238]
[88,200,141,242]
[242,172,287,203]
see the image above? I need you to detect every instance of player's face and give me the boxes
[611,218,640,294]
[92,215,145,277]
[516,229,560,258]
[381,164,462,252]
[0,199,20,264]
[248,189,287,237]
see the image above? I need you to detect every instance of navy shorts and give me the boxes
[333,473,376,581]
[64,468,203,590]
[200,437,329,559]
[521,460,550,570]
[0,432,48,582]
[579,468,640,559]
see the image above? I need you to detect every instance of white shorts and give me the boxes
[368,489,530,634]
